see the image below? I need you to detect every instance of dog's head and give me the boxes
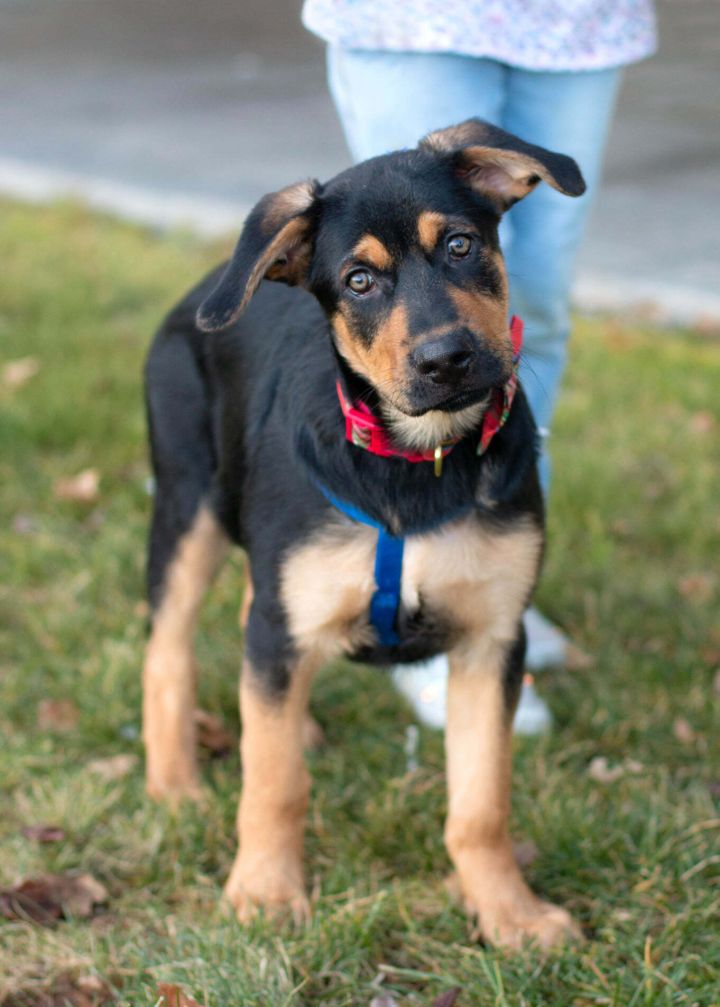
[197,119,585,448]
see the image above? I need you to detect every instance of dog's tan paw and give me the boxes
[145,772,205,809]
[467,888,583,951]
[224,857,310,926]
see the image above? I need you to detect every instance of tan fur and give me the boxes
[281,519,378,663]
[421,121,491,153]
[262,179,316,232]
[449,286,512,366]
[332,302,410,408]
[445,650,582,949]
[224,658,317,923]
[417,211,446,253]
[460,146,558,208]
[352,233,393,271]
[143,506,229,803]
[282,511,542,662]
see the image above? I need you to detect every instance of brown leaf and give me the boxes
[677,572,716,603]
[689,411,715,434]
[0,973,113,1007]
[708,781,720,800]
[194,709,234,757]
[512,839,539,868]
[3,356,40,389]
[714,669,720,696]
[12,513,38,535]
[0,873,108,926]
[53,468,100,504]
[37,698,79,732]
[87,753,138,781]
[673,717,696,744]
[370,996,400,1007]
[156,984,202,1007]
[21,825,66,843]
[433,990,462,1007]
[587,756,625,784]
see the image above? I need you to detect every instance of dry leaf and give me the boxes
[708,781,720,800]
[22,825,66,843]
[87,753,138,781]
[512,839,539,868]
[194,709,234,757]
[564,642,594,671]
[689,411,715,434]
[0,972,113,1007]
[53,469,100,504]
[156,984,202,1007]
[673,717,696,744]
[12,513,37,535]
[370,996,400,1007]
[677,572,716,603]
[37,698,79,732]
[588,756,624,784]
[0,873,107,926]
[714,669,720,696]
[433,990,462,1007]
[3,356,40,389]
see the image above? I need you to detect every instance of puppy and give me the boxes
[143,118,585,949]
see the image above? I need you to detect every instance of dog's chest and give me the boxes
[280,514,542,663]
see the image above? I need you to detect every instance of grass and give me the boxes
[1,200,719,1006]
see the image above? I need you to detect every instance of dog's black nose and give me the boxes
[412,335,475,385]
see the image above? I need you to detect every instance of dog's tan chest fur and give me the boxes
[280,513,542,662]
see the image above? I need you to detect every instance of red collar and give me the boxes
[336,316,523,477]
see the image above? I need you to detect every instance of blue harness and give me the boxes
[316,485,405,646]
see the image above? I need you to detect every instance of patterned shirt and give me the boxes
[302,0,657,72]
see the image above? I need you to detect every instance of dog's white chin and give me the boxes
[383,397,489,452]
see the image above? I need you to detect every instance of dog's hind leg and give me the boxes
[143,332,229,803]
[224,655,317,923]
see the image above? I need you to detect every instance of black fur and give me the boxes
[145,118,584,693]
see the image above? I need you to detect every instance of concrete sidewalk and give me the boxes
[1,0,718,324]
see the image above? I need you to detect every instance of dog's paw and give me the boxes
[145,772,206,809]
[448,870,583,951]
[224,855,310,926]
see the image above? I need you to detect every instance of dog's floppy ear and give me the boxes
[196,179,320,332]
[420,118,586,212]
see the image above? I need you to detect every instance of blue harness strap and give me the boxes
[315,484,404,646]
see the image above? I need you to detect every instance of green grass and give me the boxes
[1,200,719,1006]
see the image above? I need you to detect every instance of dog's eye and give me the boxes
[346,269,375,295]
[447,234,473,259]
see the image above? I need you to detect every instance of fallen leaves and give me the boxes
[21,825,66,844]
[677,572,716,604]
[1,973,113,1007]
[673,717,696,745]
[87,753,138,781]
[156,984,202,1007]
[3,356,40,389]
[53,469,100,504]
[0,873,107,926]
[587,756,644,784]
[194,709,234,758]
[37,699,79,732]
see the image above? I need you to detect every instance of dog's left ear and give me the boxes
[197,179,320,332]
[420,118,586,212]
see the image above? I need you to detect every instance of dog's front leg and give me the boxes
[445,634,582,950]
[224,657,315,923]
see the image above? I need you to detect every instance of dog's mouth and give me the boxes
[398,384,494,417]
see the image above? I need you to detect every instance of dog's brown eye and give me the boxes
[447,234,473,259]
[346,269,375,295]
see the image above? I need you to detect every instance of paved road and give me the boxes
[1,0,718,323]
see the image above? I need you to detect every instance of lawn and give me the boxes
[1,200,718,1007]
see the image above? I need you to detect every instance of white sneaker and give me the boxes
[391,608,566,733]
[524,606,568,670]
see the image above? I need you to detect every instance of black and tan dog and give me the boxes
[143,119,586,950]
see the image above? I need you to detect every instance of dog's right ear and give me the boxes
[196,179,320,332]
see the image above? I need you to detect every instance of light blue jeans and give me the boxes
[327,48,622,492]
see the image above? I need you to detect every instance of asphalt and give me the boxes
[1,0,718,324]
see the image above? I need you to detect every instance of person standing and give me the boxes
[302,0,657,731]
